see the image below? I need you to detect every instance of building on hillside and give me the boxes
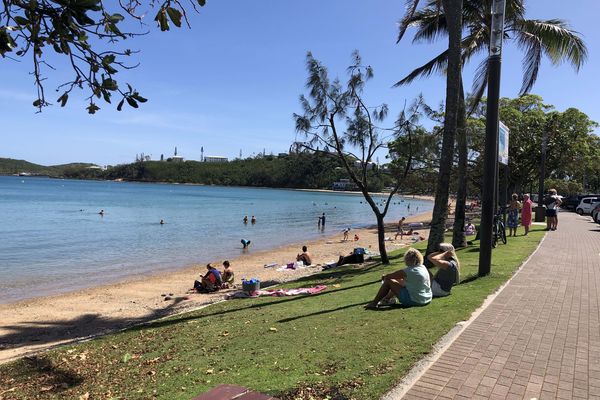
[353,160,376,170]
[277,153,289,158]
[332,178,358,191]
[170,155,184,162]
[204,156,228,163]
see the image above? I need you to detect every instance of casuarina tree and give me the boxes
[294,51,431,264]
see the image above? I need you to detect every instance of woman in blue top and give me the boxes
[427,243,460,297]
[364,248,431,309]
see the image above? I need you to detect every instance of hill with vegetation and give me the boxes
[0,158,94,176]
[2,154,391,191]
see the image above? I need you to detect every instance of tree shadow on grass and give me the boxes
[15,355,84,394]
[0,264,385,356]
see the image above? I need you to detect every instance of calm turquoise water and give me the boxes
[0,176,432,303]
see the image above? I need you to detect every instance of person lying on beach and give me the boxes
[296,246,312,265]
[426,243,460,297]
[364,248,432,309]
[193,264,223,293]
[221,260,235,289]
[337,249,365,267]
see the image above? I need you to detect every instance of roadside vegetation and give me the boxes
[0,228,544,400]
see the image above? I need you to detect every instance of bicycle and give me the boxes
[492,207,507,248]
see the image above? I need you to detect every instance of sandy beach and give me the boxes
[0,210,434,364]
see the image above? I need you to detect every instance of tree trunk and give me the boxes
[452,79,468,248]
[376,213,389,264]
[426,0,463,257]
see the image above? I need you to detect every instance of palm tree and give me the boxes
[396,0,587,248]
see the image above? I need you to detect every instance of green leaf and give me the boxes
[154,10,169,31]
[166,7,182,28]
[117,99,124,111]
[57,93,69,107]
[122,353,132,363]
[197,0,206,6]
[126,97,138,108]
[131,93,147,103]
[109,13,125,23]
[14,16,29,26]
[32,99,41,107]
[86,103,100,114]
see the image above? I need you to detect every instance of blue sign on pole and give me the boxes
[498,121,509,165]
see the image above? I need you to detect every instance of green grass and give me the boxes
[0,229,545,400]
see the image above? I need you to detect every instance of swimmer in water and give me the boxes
[243,215,248,224]
[251,216,256,224]
[160,219,165,225]
[98,209,104,216]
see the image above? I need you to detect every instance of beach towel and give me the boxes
[226,285,327,299]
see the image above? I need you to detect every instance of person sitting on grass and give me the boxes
[193,264,223,293]
[296,245,312,265]
[364,248,432,309]
[221,260,235,289]
[427,243,460,297]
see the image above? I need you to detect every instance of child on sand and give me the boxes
[221,261,235,288]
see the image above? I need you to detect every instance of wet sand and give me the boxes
[0,210,434,364]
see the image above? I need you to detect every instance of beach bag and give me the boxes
[353,248,366,255]
[242,278,260,293]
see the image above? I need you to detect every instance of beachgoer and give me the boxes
[251,215,256,224]
[426,243,460,297]
[364,248,431,309]
[465,221,476,236]
[507,193,522,237]
[296,245,312,266]
[321,213,326,227]
[98,209,104,216]
[160,219,165,225]
[407,203,411,211]
[193,264,223,293]
[241,239,251,249]
[521,193,533,235]
[343,227,350,241]
[354,234,359,241]
[318,216,322,227]
[394,217,406,240]
[221,261,235,288]
[544,189,562,231]
[243,215,248,224]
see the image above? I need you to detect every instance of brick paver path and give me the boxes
[402,212,600,400]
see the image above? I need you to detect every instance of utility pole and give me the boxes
[479,0,506,277]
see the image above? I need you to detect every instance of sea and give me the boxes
[0,176,433,304]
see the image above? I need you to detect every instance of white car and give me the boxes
[576,197,600,215]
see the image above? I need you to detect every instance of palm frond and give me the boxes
[393,48,449,87]
[397,0,423,43]
[515,30,542,95]
[515,19,587,70]
[468,57,488,115]
[411,7,447,43]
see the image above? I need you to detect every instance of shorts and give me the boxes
[545,209,557,217]
[431,280,450,297]
[397,287,427,306]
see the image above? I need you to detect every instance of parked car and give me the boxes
[592,203,600,223]
[576,197,600,215]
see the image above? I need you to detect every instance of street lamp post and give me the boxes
[478,0,506,277]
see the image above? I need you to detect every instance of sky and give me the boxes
[1,0,599,166]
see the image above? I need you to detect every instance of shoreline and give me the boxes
[0,211,433,364]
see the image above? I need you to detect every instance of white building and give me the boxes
[204,156,228,163]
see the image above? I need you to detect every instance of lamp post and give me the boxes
[478,0,506,277]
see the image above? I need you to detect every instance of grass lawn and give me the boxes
[0,228,545,400]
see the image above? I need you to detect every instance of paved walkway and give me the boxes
[401,212,600,400]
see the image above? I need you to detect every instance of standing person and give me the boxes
[544,188,562,231]
[243,215,248,224]
[521,193,533,235]
[394,217,406,240]
[321,213,326,227]
[507,193,521,237]
[364,248,431,309]
[251,215,256,224]
[318,215,322,228]
[343,227,350,241]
